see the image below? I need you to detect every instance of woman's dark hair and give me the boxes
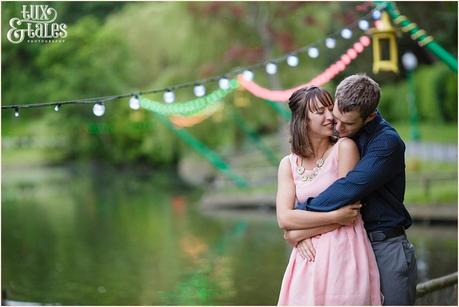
[288,86,334,158]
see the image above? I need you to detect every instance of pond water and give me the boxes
[2,165,457,305]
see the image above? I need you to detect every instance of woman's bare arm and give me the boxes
[283,223,341,246]
[338,138,360,177]
[276,156,339,230]
[284,139,361,242]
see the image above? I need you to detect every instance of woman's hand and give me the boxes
[297,238,316,262]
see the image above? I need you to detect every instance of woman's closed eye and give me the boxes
[314,107,325,114]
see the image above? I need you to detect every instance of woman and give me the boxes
[276,86,381,305]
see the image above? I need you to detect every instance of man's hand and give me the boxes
[297,238,316,262]
[331,202,362,225]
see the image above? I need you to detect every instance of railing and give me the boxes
[415,272,458,305]
[406,173,457,198]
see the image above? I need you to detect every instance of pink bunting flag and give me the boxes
[237,35,371,102]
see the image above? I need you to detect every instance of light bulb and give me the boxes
[358,20,370,31]
[287,54,299,67]
[242,70,254,81]
[14,108,19,117]
[163,90,175,104]
[308,47,319,58]
[341,28,353,39]
[325,38,336,49]
[54,104,60,112]
[372,10,381,20]
[129,95,140,110]
[266,62,277,75]
[402,52,418,71]
[194,84,206,97]
[93,102,105,117]
[218,77,230,90]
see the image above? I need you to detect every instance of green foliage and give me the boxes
[378,80,409,122]
[379,63,458,124]
[2,2,457,167]
[415,63,456,122]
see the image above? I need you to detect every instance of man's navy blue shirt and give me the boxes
[296,111,412,232]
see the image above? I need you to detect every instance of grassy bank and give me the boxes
[391,122,457,144]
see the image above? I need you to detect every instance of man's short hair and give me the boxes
[335,74,381,119]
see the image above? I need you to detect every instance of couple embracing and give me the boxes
[276,74,417,306]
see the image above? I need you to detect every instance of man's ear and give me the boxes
[364,112,377,124]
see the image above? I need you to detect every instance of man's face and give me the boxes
[332,103,366,138]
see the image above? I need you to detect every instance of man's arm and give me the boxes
[297,133,404,212]
[276,156,361,230]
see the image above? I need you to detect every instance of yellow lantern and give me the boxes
[369,12,399,74]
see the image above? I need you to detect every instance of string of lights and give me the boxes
[3,3,386,118]
[140,79,238,117]
[237,35,371,102]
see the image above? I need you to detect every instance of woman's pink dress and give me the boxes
[278,139,381,306]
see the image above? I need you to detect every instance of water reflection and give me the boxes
[2,165,457,305]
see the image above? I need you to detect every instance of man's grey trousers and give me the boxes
[371,235,418,305]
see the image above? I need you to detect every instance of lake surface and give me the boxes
[2,164,457,305]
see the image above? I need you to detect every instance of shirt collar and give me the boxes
[353,109,383,139]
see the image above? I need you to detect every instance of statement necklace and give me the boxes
[296,152,326,182]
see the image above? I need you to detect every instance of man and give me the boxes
[295,74,417,305]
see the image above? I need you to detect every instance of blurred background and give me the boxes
[2,1,457,305]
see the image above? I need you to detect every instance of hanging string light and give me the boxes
[325,37,336,49]
[265,62,277,75]
[286,54,299,67]
[14,107,19,117]
[358,20,370,31]
[3,7,380,116]
[236,35,371,102]
[129,95,140,110]
[242,70,254,81]
[163,89,175,104]
[141,79,238,116]
[307,47,320,58]
[372,10,382,20]
[341,28,353,39]
[218,76,230,90]
[93,102,105,117]
[193,84,206,97]
[54,104,61,112]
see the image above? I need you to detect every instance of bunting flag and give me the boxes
[169,102,224,128]
[153,113,248,188]
[237,36,371,102]
[140,79,238,116]
[380,1,457,72]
